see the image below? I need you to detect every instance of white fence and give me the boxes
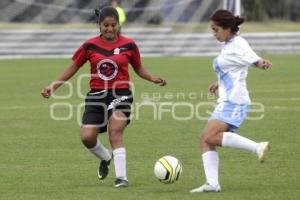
[0,28,300,59]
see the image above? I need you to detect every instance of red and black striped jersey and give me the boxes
[72,34,142,89]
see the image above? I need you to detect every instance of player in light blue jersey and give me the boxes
[190,9,272,193]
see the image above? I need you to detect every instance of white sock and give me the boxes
[113,147,127,180]
[88,139,111,161]
[202,151,219,187]
[222,132,258,153]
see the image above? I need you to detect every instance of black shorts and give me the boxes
[82,88,133,133]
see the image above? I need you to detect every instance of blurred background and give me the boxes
[1,0,300,24]
[0,0,300,58]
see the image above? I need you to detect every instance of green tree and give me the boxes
[243,0,289,21]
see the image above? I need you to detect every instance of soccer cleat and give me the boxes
[114,178,129,188]
[190,183,221,193]
[256,142,270,163]
[98,159,111,180]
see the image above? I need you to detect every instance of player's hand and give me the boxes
[255,59,272,70]
[208,81,218,94]
[41,86,52,98]
[152,77,167,86]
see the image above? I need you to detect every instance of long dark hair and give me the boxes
[210,9,244,33]
[95,6,119,24]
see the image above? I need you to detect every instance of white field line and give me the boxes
[265,106,300,111]
[255,97,300,101]
[250,89,300,94]
[0,104,77,110]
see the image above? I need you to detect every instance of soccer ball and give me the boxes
[154,155,183,184]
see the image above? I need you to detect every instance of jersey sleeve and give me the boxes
[129,42,142,69]
[233,39,261,67]
[72,45,88,67]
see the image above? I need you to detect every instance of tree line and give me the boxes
[243,0,300,21]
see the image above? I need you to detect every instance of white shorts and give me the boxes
[210,101,250,132]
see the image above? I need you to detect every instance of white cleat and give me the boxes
[256,142,270,163]
[190,183,221,193]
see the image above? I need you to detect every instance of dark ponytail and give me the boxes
[210,9,245,33]
[235,16,244,26]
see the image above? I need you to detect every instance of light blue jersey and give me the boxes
[211,35,260,130]
[213,35,261,105]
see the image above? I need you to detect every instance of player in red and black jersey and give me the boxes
[41,6,166,188]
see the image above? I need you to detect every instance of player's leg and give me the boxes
[81,90,112,180]
[108,111,129,187]
[191,119,229,193]
[222,131,270,162]
[81,126,111,161]
[81,126,112,180]
[211,103,270,162]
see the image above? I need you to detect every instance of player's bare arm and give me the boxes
[133,65,167,86]
[41,64,80,98]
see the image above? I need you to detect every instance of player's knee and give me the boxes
[200,133,209,145]
[109,129,123,144]
[200,133,216,146]
[81,132,96,148]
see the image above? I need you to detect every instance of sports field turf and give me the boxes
[0,55,299,200]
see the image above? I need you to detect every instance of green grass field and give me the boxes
[0,55,299,200]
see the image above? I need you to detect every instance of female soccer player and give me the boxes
[190,9,272,193]
[41,6,166,188]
